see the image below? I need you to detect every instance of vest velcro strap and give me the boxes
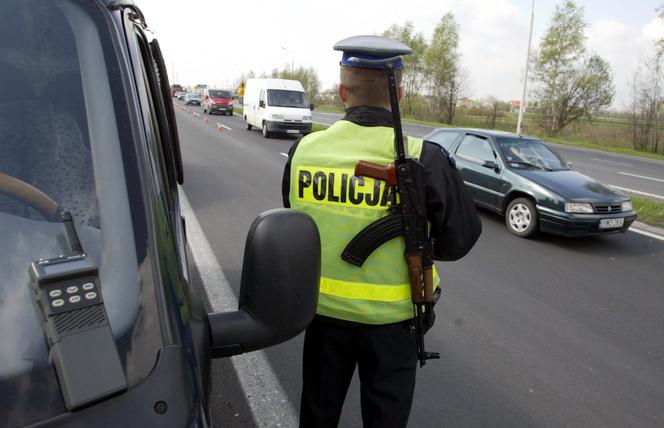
[320,276,411,302]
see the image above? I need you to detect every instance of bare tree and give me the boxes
[483,95,503,128]
[630,51,664,153]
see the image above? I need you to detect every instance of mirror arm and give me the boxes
[208,308,275,358]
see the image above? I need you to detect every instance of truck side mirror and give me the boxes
[309,103,315,111]
[259,100,265,108]
[208,209,320,358]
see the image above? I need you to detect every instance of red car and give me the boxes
[203,89,234,115]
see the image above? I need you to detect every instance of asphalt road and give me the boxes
[176,103,664,427]
[314,111,664,199]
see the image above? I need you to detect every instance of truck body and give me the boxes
[243,78,313,138]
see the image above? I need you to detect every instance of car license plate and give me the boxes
[599,218,624,229]
[286,129,299,134]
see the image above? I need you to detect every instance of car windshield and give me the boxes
[267,89,309,108]
[187,93,200,98]
[496,137,568,171]
[209,90,231,98]
[1,1,161,424]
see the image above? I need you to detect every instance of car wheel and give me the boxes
[245,117,252,130]
[505,197,538,238]
[262,122,270,138]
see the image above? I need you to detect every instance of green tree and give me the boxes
[532,0,615,136]
[383,21,427,116]
[424,13,465,124]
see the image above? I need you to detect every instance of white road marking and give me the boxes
[591,157,632,166]
[280,152,288,158]
[618,171,664,183]
[630,227,664,242]
[221,124,232,131]
[179,191,298,427]
[609,185,664,200]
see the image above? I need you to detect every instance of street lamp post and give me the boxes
[517,0,535,135]
[281,46,295,73]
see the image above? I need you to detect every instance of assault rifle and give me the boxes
[340,56,440,367]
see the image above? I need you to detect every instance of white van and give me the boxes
[243,78,313,138]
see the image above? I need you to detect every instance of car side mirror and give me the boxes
[259,100,265,108]
[309,103,315,111]
[482,160,500,172]
[208,209,320,358]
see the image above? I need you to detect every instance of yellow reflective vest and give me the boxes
[289,120,439,324]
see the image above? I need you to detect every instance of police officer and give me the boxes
[282,35,481,428]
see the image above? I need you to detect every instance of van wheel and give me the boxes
[245,117,252,130]
[262,122,271,138]
[505,197,538,238]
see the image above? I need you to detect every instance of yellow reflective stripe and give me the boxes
[319,277,411,302]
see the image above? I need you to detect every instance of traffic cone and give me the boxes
[216,123,223,132]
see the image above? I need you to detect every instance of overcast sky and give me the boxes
[137,0,664,110]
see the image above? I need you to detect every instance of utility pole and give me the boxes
[517,0,535,135]
[281,46,295,73]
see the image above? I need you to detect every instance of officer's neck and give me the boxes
[345,103,391,111]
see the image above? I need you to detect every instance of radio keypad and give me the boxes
[43,278,99,313]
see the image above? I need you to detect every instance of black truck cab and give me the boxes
[0,1,320,426]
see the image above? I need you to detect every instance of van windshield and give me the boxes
[267,89,309,108]
[209,90,232,98]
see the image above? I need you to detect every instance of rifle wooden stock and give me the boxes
[354,161,397,186]
[405,252,425,303]
[405,252,435,304]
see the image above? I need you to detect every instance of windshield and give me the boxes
[209,90,231,98]
[1,1,160,425]
[496,137,569,171]
[267,89,309,108]
[187,93,200,98]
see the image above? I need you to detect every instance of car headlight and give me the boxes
[271,114,284,119]
[621,200,633,211]
[303,116,312,121]
[209,100,216,105]
[565,202,594,213]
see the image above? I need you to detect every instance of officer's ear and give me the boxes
[397,85,404,102]
[337,83,349,103]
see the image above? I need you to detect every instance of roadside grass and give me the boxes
[312,123,330,132]
[631,196,664,228]
[234,105,244,115]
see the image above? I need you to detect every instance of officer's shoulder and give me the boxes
[421,140,456,169]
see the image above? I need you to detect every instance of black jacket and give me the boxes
[282,106,481,261]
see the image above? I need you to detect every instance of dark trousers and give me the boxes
[299,315,418,428]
